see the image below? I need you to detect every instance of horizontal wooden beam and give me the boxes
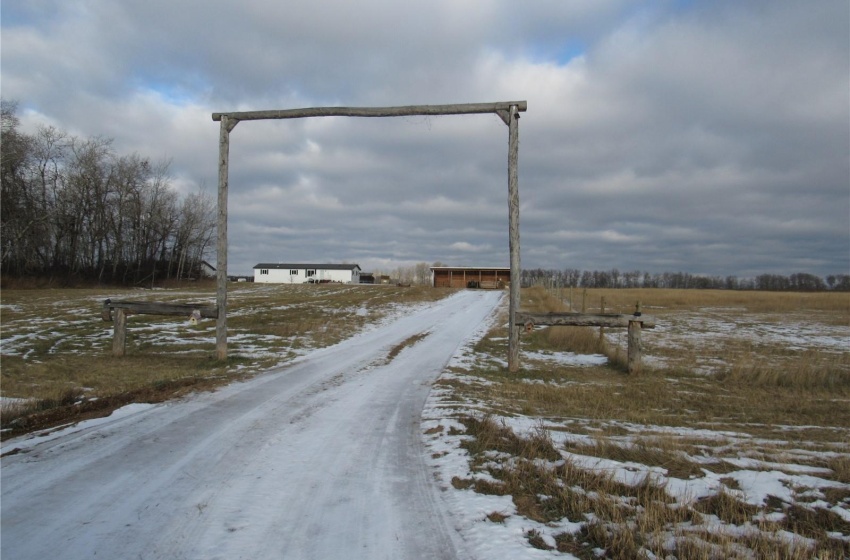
[103,300,219,320]
[517,312,656,329]
[212,101,528,122]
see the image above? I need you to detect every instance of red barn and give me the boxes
[430,267,510,289]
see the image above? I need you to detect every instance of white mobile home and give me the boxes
[253,263,361,284]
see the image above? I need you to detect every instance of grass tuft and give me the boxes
[525,529,553,550]
[693,489,759,525]
[386,332,429,363]
[486,511,509,523]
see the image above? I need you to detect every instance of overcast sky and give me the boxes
[3,0,848,277]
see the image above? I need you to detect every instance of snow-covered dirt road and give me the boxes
[1,290,503,560]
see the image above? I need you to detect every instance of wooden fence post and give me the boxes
[627,320,641,374]
[216,115,237,361]
[599,296,606,342]
[113,308,127,357]
[507,103,521,372]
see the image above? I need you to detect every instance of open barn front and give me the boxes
[431,267,510,289]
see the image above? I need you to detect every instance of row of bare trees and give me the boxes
[367,264,850,291]
[522,268,850,292]
[384,262,444,286]
[1,101,215,285]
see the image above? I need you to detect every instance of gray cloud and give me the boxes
[3,0,847,277]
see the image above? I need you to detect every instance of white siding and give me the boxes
[313,269,354,283]
[254,267,358,284]
[255,268,294,283]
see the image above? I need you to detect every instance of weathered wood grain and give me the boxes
[216,116,232,360]
[103,300,218,318]
[515,312,656,329]
[213,101,528,122]
[628,320,642,375]
[507,104,521,372]
[113,308,127,357]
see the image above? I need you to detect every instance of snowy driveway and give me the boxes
[1,290,503,560]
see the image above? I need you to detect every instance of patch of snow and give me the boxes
[1,403,157,456]
[523,350,607,367]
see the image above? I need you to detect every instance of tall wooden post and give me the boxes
[216,116,237,360]
[507,104,521,372]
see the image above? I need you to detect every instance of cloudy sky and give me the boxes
[3,0,848,277]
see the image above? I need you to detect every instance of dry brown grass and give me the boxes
[435,286,850,557]
[546,325,606,355]
[508,286,850,432]
[464,355,849,439]
[825,456,850,484]
[564,436,705,479]
[1,283,454,437]
[454,415,850,559]
[386,332,429,363]
[717,351,850,390]
[569,287,850,315]
[0,371,235,442]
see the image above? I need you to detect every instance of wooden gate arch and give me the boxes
[212,101,527,371]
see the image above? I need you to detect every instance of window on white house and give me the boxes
[260,269,269,275]
[306,269,316,277]
[290,270,298,275]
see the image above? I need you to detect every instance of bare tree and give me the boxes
[0,100,216,285]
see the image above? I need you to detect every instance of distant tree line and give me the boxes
[1,100,215,285]
[375,263,849,292]
[521,268,850,292]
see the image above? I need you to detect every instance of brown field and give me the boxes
[428,286,850,558]
[0,282,452,437]
[3,283,849,555]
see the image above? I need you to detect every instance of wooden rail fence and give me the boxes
[102,299,218,357]
[516,304,655,374]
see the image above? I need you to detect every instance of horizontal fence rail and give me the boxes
[102,300,218,320]
[516,312,655,329]
[102,299,218,357]
[516,311,655,374]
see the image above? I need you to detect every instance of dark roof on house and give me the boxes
[253,263,361,271]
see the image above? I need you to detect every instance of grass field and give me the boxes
[3,283,849,556]
[425,286,850,558]
[0,281,452,437]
